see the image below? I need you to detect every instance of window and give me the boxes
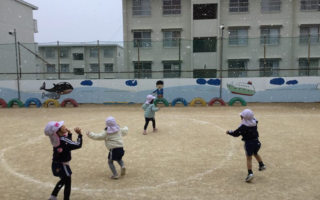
[229,0,249,13]
[301,0,320,11]
[300,26,319,44]
[193,69,217,78]
[261,0,281,12]
[60,64,69,73]
[134,62,152,78]
[299,59,319,76]
[104,48,113,58]
[33,19,38,33]
[45,48,55,59]
[163,30,181,47]
[193,4,217,19]
[163,61,180,78]
[46,64,55,73]
[193,37,217,52]
[73,53,84,60]
[134,31,152,47]
[163,0,181,15]
[229,28,248,46]
[90,64,99,72]
[259,59,279,77]
[228,60,247,77]
[104,64,114,72]
[59,48,69,58]
[90,48,99,58]
[74,68,84,75]
[260,27,280,44]
[133,0,151,16]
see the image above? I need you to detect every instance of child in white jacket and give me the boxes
[86,116,128,179]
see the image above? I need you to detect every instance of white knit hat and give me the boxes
[145,95,155,104]
[106,117,120,134]
[239,109,256,127]
[44,121,64,147]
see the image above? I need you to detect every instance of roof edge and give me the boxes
[15,0,38,10]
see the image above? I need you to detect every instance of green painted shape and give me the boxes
[228,97,247,106]
[154,98,169,107]
[7,98,24,108]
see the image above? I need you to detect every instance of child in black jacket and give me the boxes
[226,109,266,182]
[44,121,83,200]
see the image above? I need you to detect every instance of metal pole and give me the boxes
[138,39,140,79]
[57,41,60,79]
[219,29,223,99]
[179,38,181,78]
[18,41,22,78]
[13,29,20,99]
[264,36,266,77]
[98,40,100,79]
[308,34,310,76]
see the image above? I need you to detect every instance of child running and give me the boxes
[44,121,83,200]
[142,95,160,135]
[86,116,128,179]
[226,109,266,182]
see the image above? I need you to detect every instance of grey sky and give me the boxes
[26,0,123,43]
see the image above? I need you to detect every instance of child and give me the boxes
[44,121,83,200]
[86,116,128,179]
[226,109,266,182]
[142,95,160,135]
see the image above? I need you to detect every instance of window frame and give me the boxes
[45,48,55,59]
[259,59,280,77]
[46,64,56,73]
[299,25,320,44]
[163,61,181,78]
[300,0,320,11]
[228,60,248,77]
[73,68,84,75]
[193,4,218,20]
[193,37,217,53]
[133,31,152,47]
[228,28,248,46]
[229,0,249,13]
[73,53,84,60]
[104,48,114,58]
[260,27,280,45]
[298,58,319,76]
[90,63,100,73]
[59,48,69,59]
[132,0,151,16]
[163,30,181,47]
[60,64,70,73]
[104,63,114,72]
[90,48,99,58]
[163,0,181,15]
[261,0,282,12]
[134,62,152,79]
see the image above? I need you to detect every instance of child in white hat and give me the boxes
[44,121,83,200]
[226,109,266,182]
[86,116,128,179]
[142,95,160,135]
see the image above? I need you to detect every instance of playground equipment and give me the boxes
[154,98,169,106]
[171,97,188,106]
[228,97,247,106]
[7,99,24,108]
[43,99,60,107]
[0,98,7,108]
[61,98,78,107]
[190,97,206,106]
[208,98,226,106]
[24,98,42,108]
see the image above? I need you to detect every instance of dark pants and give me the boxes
[51,162,72,200]
[144,117,155,130]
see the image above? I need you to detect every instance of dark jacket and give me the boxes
[227,119,259,141]
[52,133,82,163]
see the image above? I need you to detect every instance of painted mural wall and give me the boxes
[0,77,319,104]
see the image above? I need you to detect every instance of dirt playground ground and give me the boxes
[0,103,320,200]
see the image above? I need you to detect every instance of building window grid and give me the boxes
[193,4,218,20]
[59,48,69,59]
[301,0,320,11]
[193,37,217,52]
[163,0,181,15]
[45,48,55,59]
[163,31,181,47]
[90,64,100,72]
[134,62,152,79]
[60,64,69,73]
[134,31,152,47]
[229,0,249,13]
[46,64,56,73]
[260,27,280,45]
[300,26,320,44]
[104,64,114,72]
[133,0,151,16]
[261,0,281,12]
[229,28,248,46]
[90,48,99,58]
[163,62,180,78]
[299,59,319,76]
[104,48,114,58]
[259,60,279,77]
[73,53,84,60]
[228,60,247,77]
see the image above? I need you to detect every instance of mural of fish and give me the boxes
[40,82,73,94]
[41,92,61,99]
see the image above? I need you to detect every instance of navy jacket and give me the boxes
[52,133,82,163]
[228,119,259,141]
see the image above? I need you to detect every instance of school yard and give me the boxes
[0,103,319,200]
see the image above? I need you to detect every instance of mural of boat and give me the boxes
[227,81,256,96]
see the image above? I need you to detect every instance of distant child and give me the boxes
[142,94,160,135]
[86,116,128,179]
[226,109,266,182]
[44,121,83,200]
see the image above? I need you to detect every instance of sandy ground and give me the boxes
[0,103,320,200]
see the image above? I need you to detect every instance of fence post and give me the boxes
[98,40,100,79]
[179,38,181,78]
[308,34,310,76]
[57,41,60,79]
[264,36,266,77]
[138,39,140,79]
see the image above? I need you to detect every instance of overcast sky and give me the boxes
[26,0,123,43]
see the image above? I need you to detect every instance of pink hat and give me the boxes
[145,95,155,104]
[44,121,64,147]
[106,117,120,134]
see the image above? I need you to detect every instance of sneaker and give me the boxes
[48,196,57,200]
[259,165,266,171]
[245,174,254,182]
[110,174,119,179]
[143,130,147,135]
[153,128,158,132]
[121,166,126,176]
